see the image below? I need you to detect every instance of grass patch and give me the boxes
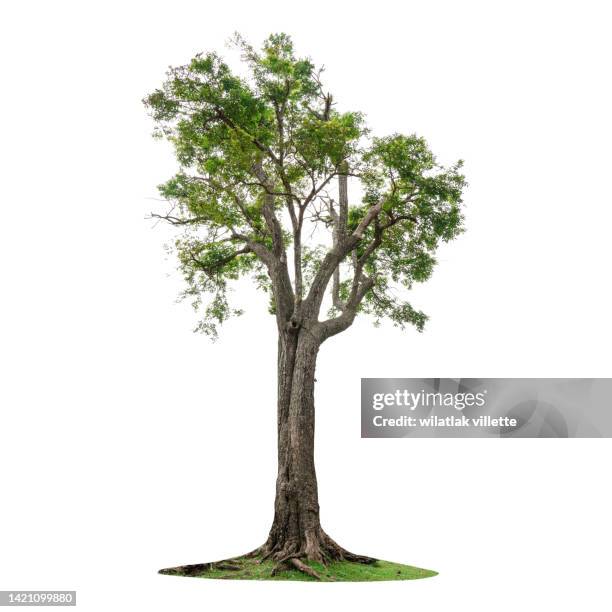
[159,555,437,582]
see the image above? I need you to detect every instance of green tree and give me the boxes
[144,33,465,573]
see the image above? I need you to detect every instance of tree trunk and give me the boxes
[258,327,374,566]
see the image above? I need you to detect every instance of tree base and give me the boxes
[250,530,376,569]
[159,548,437,582]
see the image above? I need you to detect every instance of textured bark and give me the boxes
[257,326,375,567]
[261,329,320,560]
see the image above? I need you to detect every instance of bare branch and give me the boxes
[337,162,349,238]
[352,201,383,240]
[148,212,207,226]
[313,274,376,342]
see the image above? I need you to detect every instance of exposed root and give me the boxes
[322,531,377,564]
[262,538,300,564]
[161,563,208,576]
[243,547,262,559]
[159,533,377,580]
[160,559,240,576]
[214,562,241,571]
[290,557,321,580]
[342,552,376,564]
[257,528,377,574]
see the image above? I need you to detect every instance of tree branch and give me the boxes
[188,246,251,277]
[302,195,383,320]
[313,275,375,342]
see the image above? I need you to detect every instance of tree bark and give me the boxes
[262,328,321,560]
[258,326,374,566]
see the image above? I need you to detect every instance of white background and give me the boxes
[1,1,611,610]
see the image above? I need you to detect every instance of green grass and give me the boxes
[159,555,437,582]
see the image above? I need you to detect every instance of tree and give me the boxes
[144,33,466,576]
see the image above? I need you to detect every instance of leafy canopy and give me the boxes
[144,33,466,339]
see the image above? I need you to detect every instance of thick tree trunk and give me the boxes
[258,327,374,567]
[262,328,321,560]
